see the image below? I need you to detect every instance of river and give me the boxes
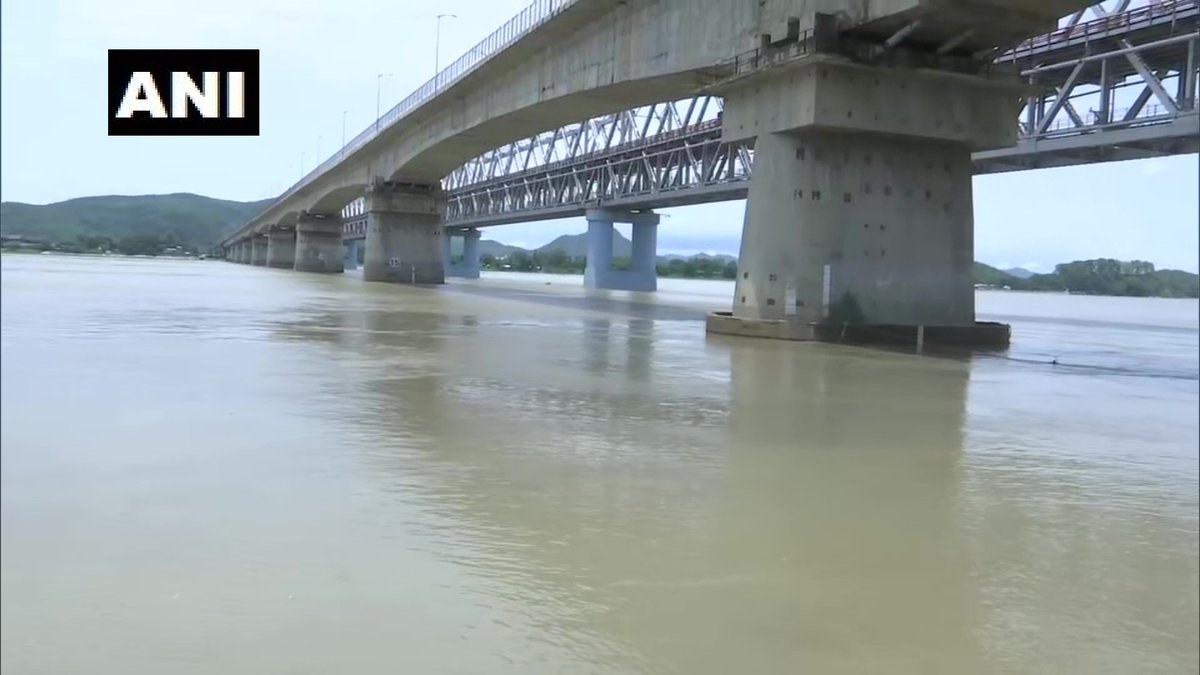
[2,254,1197,674]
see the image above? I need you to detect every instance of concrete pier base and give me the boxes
[583,209,658,292]
[706,312,1010,348]
[295,213,345,274]
[250,235,268,266]
[265,229,296,269]
[345,240,360,271]
[363,183,445,284]
[444,228,481,279]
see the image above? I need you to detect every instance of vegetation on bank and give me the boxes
[2,232,202,256]
[490,254,1198,297]
[975,259,1198,298]
[479,250,738,279]
[0,193,271,255]
[4,193,1194,297]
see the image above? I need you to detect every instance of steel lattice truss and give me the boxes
[340,0,1198,235]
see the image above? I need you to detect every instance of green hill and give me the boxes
[538,231,631,258]
[974,261,1018,286]
[0,193,271,252]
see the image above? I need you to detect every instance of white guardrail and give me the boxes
[240,0,579,233]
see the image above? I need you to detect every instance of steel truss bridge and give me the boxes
[340,0,1198,237]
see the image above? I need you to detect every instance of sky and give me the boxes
[1,0,1197,273]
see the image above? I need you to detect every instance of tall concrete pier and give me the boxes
[295,213,344,274]
[265,228,296,269]
[707,17,1038,345]
[363,183,445,285]
[250,235,268,266]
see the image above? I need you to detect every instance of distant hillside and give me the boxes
[0,193,272,251]
[538,231,631,258]
[974,258,1198,298]
[447,237,526,257]
[974,262,1017,286]
[1004,267,1036,279]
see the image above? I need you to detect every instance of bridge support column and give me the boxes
[345,240,360,271]
[443,228,481,279]
[583,209,658,292]
[250,235,268,266]
[265,228,296,268]
[295,213,344,273]
[707,60,1019,346]
[363,183,445,285]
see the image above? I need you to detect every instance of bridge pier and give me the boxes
[345,240,360,271]
[295,213,345,274]
[363,183,445,285]
[250,235,268,266]
[443,228,481,279]
[707,59,1018,346]
[583,209,658,292]
[265,228,296,268]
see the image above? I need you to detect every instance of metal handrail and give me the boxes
[242,0,580,231]
[1007,0,1192,55]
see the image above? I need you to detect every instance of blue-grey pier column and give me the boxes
[583,208,659,292]
[443,228,481,279]
[295,212,344,274]
[345,240,360,271]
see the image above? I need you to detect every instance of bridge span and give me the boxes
[223,0,1196,345]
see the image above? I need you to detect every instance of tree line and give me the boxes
[480,251,738,279]
[1010,259,1197,298]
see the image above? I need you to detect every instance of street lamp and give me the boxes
[376,73,394,132]
[435,13,457,91]
[341,110,349,157]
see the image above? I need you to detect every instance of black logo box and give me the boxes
[108,49,260,136]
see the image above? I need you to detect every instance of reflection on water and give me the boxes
[1,255,1197,674]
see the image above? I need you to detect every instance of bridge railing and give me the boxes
[242,0,579,231]
[1005,0,1193,57]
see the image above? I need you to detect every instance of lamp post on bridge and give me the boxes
[435,14,457,92]
[376,73,394,133]
[341,110,349,158]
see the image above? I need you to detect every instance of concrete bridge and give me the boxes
[224,0,1194,345]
